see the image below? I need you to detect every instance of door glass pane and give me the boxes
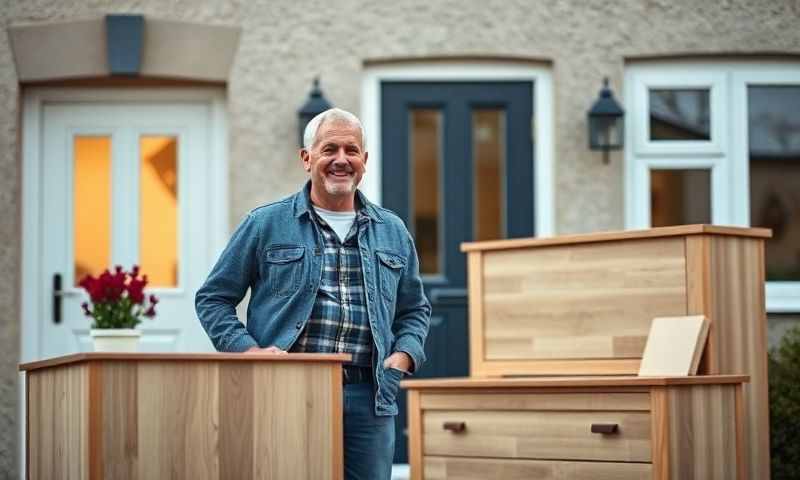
[140,136,178,287]
[748,86,800,281]
[473,109,505,241]
[74,136,112,286]
[650,169,711,227]
[411,110,441,275]
[649,89,711,141]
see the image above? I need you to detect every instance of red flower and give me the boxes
[127,278,146,304]
[79,265,157,328]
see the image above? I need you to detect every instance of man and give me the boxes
[195,108,431,480]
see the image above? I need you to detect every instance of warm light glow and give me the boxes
[74,137,111,286]
[140,136,178,287]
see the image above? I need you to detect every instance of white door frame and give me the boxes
[18,87,229,478]
[360,61,556,237]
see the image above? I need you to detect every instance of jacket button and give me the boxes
[296,321,303,329]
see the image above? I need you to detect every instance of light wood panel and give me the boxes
[252,362,336,480]
[424,456,652,480]
[408,390,423,480]
[19,352,351,372]
[27,363,89,480]
[25,356,345,480]
[461,224,771,252]
[420,392,650,411]
[424,410,651,462]
[638,316,709,376]
[219,362,255,480]
[649,386,669,480]
[467,252,486,379]
[707,236,769,480]
[684,236,716,373]
[100,361,137,479]
[667,384,739,480]
[401,374,748,389]
[481,238,687,364]
[137,361,220,479]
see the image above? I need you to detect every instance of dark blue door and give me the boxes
[380,82,535,463]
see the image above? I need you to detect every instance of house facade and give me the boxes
[1,0,799,476]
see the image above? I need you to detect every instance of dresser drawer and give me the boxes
[425,456,651,480]
[423,409,651,462]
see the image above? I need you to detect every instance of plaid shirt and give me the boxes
[289,207,373,366]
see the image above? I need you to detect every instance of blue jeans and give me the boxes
[344,383,395,480]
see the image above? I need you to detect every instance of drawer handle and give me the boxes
[591,423,619,434]
[443,421,466,433]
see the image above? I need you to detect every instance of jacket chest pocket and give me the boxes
[264,245,306,297]
[376,251,406,304]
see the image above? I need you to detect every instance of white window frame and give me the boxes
[625,61,800,312]
[361,61,555,236]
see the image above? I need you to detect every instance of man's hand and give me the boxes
[383,351,413,373]
[244,346,288,354]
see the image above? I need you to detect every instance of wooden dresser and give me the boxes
[404,375,747,480]
[402,225,770,480]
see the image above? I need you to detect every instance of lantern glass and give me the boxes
[589,114,624,150]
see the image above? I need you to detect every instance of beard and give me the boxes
[322,172,359,195]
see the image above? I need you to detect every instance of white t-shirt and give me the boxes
[313,206,357,243]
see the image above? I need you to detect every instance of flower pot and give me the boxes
[89,329,142,352]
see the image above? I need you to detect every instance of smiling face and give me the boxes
[301,119,368,210]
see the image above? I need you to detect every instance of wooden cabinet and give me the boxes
[404,376,747,480]
[403,225,770,479]
[20,352,348,480]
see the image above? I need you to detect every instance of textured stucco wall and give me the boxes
[2,0,800,476]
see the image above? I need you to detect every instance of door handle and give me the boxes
[429,288,467,305]
[442,421,466,433]
[53,273,63,324]
[590,423,619,434]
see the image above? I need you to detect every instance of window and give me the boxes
[626,62,800,312]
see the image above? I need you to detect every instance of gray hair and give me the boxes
[303,108,368,151]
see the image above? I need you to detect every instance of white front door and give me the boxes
[36,100,218,357]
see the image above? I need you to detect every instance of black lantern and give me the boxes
[298,77,333,148]
[587,77,625,163]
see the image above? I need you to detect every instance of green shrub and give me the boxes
[769,325,800,479]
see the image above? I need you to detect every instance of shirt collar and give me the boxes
[293,180,384,223]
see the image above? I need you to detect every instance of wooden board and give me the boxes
[638,316,709,376]
[25,358,344,480]
[667,384,740,479]
[423,410,651,462]
[27,363,89,480]
[481,238,687,365]
[424,456,652,480]
[706,235,770,480]
[419,392,651,412]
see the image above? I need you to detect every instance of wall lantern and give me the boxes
[298,77,333,148]
[587,77,625,164]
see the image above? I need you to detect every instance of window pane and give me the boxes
[473,109,505,241]
[411,110,441,275]
[140,136,178,287]
[74,136,111,286]
[650,169,711,227]
[748,86,800,282]
[649,89,711,141]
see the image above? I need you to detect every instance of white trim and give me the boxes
[360,61,555,236]
[625,61,800,313]
[632,70,727,157]
[19,87,229,479]
[730,67,800,313]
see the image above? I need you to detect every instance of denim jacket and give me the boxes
[195,182,431,415]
